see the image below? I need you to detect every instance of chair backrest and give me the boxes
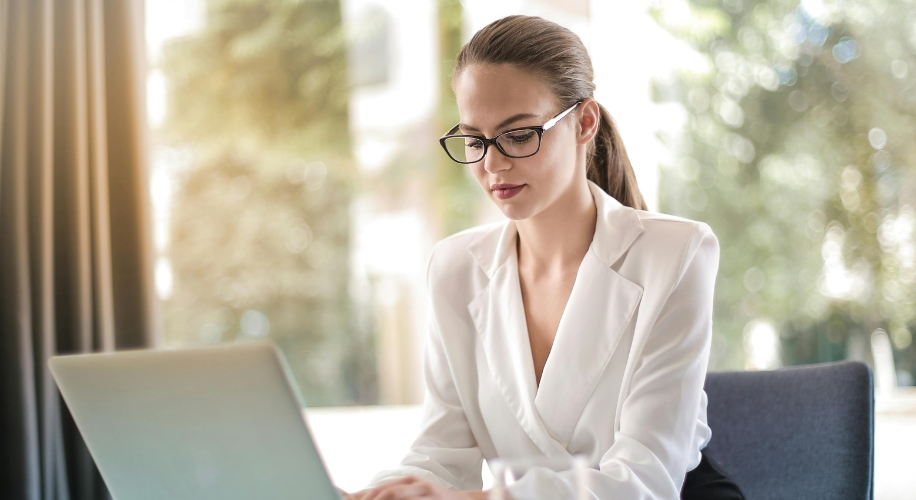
[703,361,874,500]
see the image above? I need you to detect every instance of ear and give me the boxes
[575,98,601,146]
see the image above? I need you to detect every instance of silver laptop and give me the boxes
[49,341,343,500]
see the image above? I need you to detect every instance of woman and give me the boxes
[345,15,745,500]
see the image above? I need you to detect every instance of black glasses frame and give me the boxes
[439,101,582,164]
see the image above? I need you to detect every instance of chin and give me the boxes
[494,200,537,221]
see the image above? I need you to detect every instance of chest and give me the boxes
[518,268,577,386]
[465,244,650,456]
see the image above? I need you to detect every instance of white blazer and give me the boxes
[367,180,720,499]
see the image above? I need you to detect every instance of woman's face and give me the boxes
[452,64,590,221]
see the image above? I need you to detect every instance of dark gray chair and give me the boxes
[703,361,874,500]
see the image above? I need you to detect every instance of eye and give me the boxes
[465,139,484,150]
[506,130,536,144]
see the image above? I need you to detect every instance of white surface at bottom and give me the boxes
[305,405,916,498]
[874,414,916,500]
[305,405,425,494]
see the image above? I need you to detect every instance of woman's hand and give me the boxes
[338,488,367,500]
[348,476,492,500]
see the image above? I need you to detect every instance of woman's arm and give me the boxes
[361,245,485,492]
[504,223,720,500]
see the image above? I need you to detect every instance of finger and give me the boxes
[349,488,377,500]
[360,478,419,500]
[359,479,398,500]
[365,482,430,500]
[387,485,429,500]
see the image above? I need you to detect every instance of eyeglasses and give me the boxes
[439,101,582,164]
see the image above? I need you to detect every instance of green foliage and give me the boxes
[435,0,482,235]
[163,0,352,157]
[654,0,916,374]
[159,0,377,406]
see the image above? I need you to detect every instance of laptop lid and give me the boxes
[49,341,342,500]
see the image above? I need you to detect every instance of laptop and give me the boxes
[49,341,343,500]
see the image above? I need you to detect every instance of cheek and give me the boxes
[541,130,580,179]
[529,140,575,185]
[470,163,488,188]
[521,158,557,186]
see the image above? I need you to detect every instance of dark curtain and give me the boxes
[0,0,158,498]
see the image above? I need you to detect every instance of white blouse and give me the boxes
[366,180,719,499]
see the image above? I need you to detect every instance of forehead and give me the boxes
[453,64,557,130]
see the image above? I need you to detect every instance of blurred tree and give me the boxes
[159,0,378,406]
[435,0,482,235]
[653,0,916,378]
[371,0,482,235]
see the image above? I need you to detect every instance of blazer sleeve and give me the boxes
[364,245,484,491]
[506,223,720,500]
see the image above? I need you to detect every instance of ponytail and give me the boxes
[454,15,648,210]
[588,103,647,210]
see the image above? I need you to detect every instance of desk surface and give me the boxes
[305,402,916,499]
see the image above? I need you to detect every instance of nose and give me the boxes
[482,146,512,175]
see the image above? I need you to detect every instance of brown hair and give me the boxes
[452,15,647,211]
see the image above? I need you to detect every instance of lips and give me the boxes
[491,183,525,200]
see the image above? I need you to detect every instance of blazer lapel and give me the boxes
[534,182,646,447]
[533,250,643,447]
[468,223,568,456]
[466,180,645,454]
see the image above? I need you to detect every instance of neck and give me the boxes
[515,179,597,273]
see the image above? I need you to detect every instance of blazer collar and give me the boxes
[466,180,645,278]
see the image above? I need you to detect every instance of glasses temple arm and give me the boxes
[542,101,582,131]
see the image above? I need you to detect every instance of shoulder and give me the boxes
[636,211,715,240]
[426,221,504,287]
[623,211,719,283]
[635,211,717,254]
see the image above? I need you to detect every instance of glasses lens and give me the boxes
[496,129,540,158]
[443,136,485,163]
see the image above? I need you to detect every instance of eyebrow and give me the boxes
[458,112,541,134]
